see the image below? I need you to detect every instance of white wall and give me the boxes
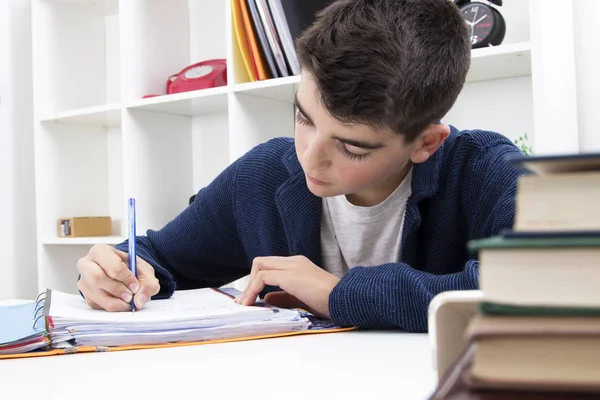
[0,0,38,300]
[527,0,600,155]
[445,76,534,143]
[573,0,600,153]
[528,0,579,155]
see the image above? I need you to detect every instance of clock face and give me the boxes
[184,65,214,79]
[461,3,495,47]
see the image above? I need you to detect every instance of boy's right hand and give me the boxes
[77,244,160,312]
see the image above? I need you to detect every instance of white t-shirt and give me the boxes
[320,169,413,277]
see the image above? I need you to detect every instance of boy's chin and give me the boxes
[305,180,342,198]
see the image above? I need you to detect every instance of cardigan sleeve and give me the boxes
[113,156,249,299]
[328,142,525,332]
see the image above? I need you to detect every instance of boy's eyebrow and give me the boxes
[294,92,384,150]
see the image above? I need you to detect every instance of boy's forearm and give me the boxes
[328,260,479,332]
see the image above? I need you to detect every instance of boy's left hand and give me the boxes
[235,255,340,319]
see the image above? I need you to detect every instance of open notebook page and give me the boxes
[45,288,296,325]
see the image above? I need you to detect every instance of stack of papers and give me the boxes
[0,301,50,354]
[45,288,311,348]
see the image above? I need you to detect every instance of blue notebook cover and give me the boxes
[0,301,46,345]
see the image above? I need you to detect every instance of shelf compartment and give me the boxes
[122,109,225,234]
[34,122,124,243]
[125,87,229,117]
[33,0,121,115]
[120,0,227,104]
[39,103,122,127]
[468,41,531,82]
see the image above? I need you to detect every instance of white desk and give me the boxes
[0,331,437,400]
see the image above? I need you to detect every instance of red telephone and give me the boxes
[166,59,227,94]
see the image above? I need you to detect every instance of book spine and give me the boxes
[267,0,300,75]
[480,301,600,317]
[254,0,289,76]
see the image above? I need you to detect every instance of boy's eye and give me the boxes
[340,144,370,161]
[295,112,312,126]
[344,144,371,156]
[294,110,371,161]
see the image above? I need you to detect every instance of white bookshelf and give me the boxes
[39,103,122,127]
[125,87,229,116]
[41,236,126,246]
[28,0,569,295]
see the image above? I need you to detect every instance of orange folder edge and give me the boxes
[232,0,256,82]
[0,326,356,360]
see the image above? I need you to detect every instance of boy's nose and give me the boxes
[304,139,332,172]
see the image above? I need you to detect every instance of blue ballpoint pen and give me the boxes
[128,198,137,312]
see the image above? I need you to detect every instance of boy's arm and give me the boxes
[329,143,525,332]
[113,157,249,299]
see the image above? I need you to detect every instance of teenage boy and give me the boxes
[76,0,524,333]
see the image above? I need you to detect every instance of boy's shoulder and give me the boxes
[240,136,297,170]
[436,127,525,199]
[235,137,299,188]
[445,126,519,155]
[442,126,523,169]
[243,136,296,160]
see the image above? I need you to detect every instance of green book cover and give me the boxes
[480,301,600,317]
[468,234,600,252]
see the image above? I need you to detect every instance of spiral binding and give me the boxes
[32,291,47,330]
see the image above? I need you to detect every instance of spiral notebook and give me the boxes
[0,287,352,360]
[0,298,50,355]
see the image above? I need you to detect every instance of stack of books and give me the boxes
[231,0,333,81]
[430,152,600,399]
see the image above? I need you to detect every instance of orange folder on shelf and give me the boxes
[232,0,256,82]
[238,0,270,81]
[0,287,354,360]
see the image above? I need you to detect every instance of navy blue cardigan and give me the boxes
[114,127,525,333]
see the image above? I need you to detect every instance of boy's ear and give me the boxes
[409,124,450,164]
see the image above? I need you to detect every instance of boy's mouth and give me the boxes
[307,174,329,186]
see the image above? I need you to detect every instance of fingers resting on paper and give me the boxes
[263,292,312,312]
[234,255,340,319]
[77,244,160,312]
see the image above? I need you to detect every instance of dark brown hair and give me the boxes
[296,0,471,142]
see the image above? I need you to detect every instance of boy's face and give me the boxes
[294,72,448,206]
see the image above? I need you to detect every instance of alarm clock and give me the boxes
[166,59,227,94]
[454,0,505,49]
